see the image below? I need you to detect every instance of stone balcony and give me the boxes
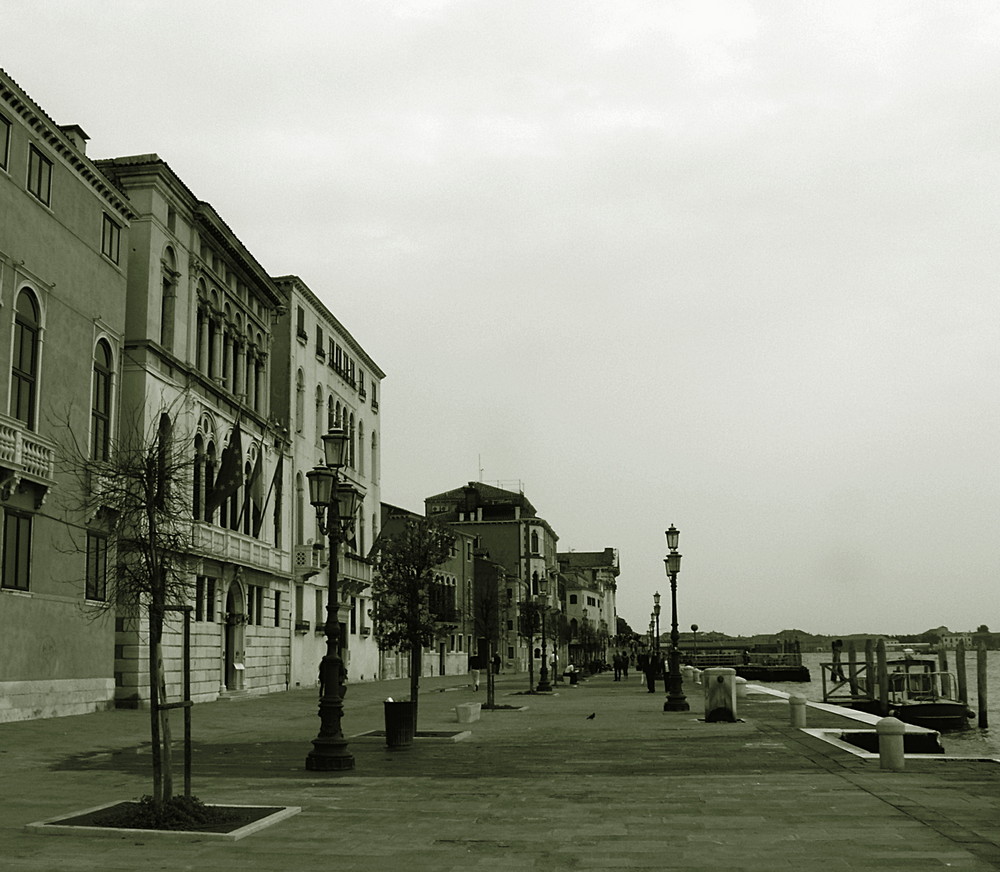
[0,414,56,501]
[192,523,288,575]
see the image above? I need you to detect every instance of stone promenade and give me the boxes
[1,670,999,871]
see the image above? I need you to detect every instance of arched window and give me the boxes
[11,289,40,429]
[348,413,356,468]
[242,460,253,535]
[156,413,172,509]
[193,434,204,519]
[358,421,365,476]
[91,340,112,460]
[295,472,305,545]
[160,247,176,351]
[295,370,304,433]
[530,529,540,556]
[327,396,335,432]
[315,385,324,443]
[204,441,217,523]
[371,432,378,483]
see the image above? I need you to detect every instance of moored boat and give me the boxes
[880,656,973,732]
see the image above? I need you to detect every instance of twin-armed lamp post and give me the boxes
[663,524,689,712]
[304,428,365,772]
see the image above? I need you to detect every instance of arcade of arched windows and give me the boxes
[192,414,267,539]
[194,283,269,414]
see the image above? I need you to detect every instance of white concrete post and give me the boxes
[877,716,906,771]
[789,694,807,727]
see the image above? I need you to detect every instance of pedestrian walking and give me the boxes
[622,653,630,680]
[468,654,481,691]
[613,652,622,681]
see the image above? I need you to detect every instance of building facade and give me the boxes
[271,276,384,688]
[424,482,561,673]
[0,69,134,721]
[558,548,620,667]
[96,154,291,707]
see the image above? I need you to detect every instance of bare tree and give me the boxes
[60,404,197,808]
[369,516,455,729]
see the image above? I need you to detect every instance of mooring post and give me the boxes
[956,639,967,704]
[938,645,949,673]
[876,638,889,715]
[978,643,989,728]
[864,638,875,699]
[789,694,807,728]
[876,717,906,771]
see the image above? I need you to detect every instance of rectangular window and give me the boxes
[101,214,121,264]
[196,576,217,622]
[315,588,323,627]
[274,590,282,627]
[27,145,52,205]
[350,596,357,634]
[296,306,306,339]
[85,532,108,600]
[2,511,31,591]
[0,114,10,171]
[315,325,325,358]
[328,337,336,365]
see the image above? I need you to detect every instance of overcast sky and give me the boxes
[6,1,998,636]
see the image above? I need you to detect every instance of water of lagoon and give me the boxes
[753,649,1000,758]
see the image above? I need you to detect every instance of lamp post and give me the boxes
[535,575,552,692]
[304,428,365,771]
[691,623,699,665]
[663,524,689,712]
[649,612,656,655]
[653,592,662,680]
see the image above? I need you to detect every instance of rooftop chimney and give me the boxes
[58,124,89,154]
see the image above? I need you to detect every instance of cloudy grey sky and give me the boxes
[6,1,998,636]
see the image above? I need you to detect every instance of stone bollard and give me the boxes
[735,676,748,700]
[877,717,906,771]
[789,694,807,727]
[702,667,737,722]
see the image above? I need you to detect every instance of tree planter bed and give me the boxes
[26,801,300,842]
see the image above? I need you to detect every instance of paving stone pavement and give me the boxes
[2,670,999,871]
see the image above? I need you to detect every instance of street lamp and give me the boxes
[535,574,552,692]
[304,428,365,771]
[653,592,662,673]
[649,612,656,654]
[663,524,689,712]
[691,623,699,664]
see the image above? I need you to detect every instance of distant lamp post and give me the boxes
[304,428,366,771]
[653,592,662,666]
[648,616,655,653]
[691,623,699,665]
[536,575,552,692]
[663,524,689,712]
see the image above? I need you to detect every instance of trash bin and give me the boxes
[384,700,416,750]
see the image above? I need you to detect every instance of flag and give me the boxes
[253,454,282,539]
[205,420,242,516]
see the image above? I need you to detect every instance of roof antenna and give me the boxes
[478,454,484,482]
